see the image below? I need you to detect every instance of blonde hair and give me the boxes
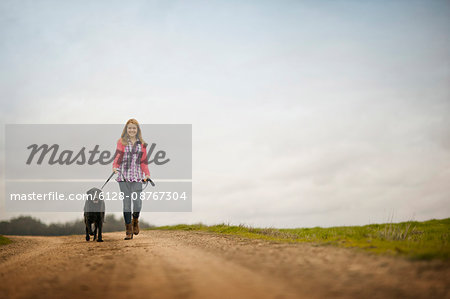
[120,119,147,147]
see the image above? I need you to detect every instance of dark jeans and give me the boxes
[119,181,143,224]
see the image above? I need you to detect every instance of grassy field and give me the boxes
[0,235,12,246]
[150,218,450,260]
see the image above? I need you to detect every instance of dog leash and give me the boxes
[100,172,116,190]
[100,171,155,191]
[118,171,155,192]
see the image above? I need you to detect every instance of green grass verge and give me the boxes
[150,218,450,260]
[0,235,12,246]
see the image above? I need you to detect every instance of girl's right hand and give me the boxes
[113,168,118,174]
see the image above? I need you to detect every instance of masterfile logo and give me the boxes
[4,124,192,212]
[25,143,170,166]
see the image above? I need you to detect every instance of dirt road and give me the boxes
[0,230,448,299]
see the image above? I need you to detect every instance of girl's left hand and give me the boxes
[143,175,151,182]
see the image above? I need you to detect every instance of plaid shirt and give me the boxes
[116,137,145,182]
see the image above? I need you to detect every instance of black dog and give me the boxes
[84,187,105,242]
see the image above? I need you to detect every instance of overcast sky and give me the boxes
[1,0,449,228]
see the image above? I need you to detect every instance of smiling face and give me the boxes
[127,123,138,138]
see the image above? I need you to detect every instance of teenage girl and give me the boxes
[113,119,151,240]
